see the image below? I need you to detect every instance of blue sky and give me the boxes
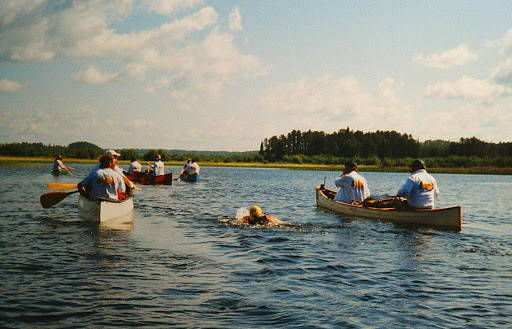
[1,1,512,151]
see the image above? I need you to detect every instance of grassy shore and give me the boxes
[0,156,511,175]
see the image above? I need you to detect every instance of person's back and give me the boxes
[334,162,370,203]
[152,160,165,176]
[186,159,200,175]
[128,159,141,172]
[79,155,125,200]
[53,157,64,171]
[397,160,439,209]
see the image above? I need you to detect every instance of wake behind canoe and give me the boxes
[315,186,462,231]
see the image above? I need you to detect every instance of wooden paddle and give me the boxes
[47,183,78,189]
[40,190,79,208]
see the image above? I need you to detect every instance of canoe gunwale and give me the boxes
[315,186,462,231]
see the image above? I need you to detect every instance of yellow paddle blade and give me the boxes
[47,183,78,189]
[40,191,79,208]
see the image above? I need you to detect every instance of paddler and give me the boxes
[52,155,73,175]
[87,150,136,193]
[147,154,165,176]
[78,154,127,200]
[395,159,439,209]
[334,161,370,203]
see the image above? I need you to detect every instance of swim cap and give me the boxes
[249,205,264,218]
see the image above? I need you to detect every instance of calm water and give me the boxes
[1,164,511,328]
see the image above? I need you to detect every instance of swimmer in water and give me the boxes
[238,205,287,226]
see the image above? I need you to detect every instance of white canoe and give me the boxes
[316,186,462,231]
[78,195,134,222]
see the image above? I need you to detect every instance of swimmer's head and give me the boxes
[249,205,264,218]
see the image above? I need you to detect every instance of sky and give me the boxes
[1,1,512,151]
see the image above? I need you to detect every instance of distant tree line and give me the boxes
[2,130,511,168]
[0,141,103,159]
[0,142,263,163]
[259,128,512,167]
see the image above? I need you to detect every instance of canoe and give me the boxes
[51,169,70,176]
[125,172,173,185]
[179,174,200,182]
[315,185,462,231]
[78,195,134,222]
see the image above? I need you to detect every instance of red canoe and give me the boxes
[125,172,173,185]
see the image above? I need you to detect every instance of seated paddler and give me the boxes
[334,161,370,204]
[395,159,439,210]
[78,154,127,201]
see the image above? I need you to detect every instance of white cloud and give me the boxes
[0,78,23,93]
[489,28,512,55]
[413,45,478,69]
[143,0,205,15]
[424,76,512,102]
[260,74,413,134]
[0,1,265,103]
[0,107,158,146]
[0,0,47,26]
[72,66,119,84]
[229,7,242,32]
[491,58,512,85]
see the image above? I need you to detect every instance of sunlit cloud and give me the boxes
[0,78,23,93]
[142,0,206,15]
[413,45,478,69]
[72,66,119,85]
[491,58,512,85]
[424,75,512,102]
[229,7,242,32]
[260,74,412,135]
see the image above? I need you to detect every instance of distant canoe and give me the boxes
[179,174,200,182]
[51,169,70,176]
[78,195,134,222]
[315,185,462,231]
[125,172,173,185]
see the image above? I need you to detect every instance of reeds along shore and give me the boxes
[1,156,511,175]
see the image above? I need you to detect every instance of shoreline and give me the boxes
[0,156,511,175]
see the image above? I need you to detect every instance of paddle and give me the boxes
[40,190,79,208]
[47,183,78,189]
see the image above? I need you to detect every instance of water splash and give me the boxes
[235,207,250,219]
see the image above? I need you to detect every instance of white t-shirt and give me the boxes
[128,161,141,172]
[334,171,370,203]
[151,160,165,176]
[185,162,200,175]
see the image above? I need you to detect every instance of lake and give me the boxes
[1,164,511,328]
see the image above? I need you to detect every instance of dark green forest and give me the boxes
[258,128,512,167]
[1,127,512,168]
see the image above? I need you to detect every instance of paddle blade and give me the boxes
[47,183,78,189]
[40,191,78,208]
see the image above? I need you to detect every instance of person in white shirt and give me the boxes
[78,154,126,200]
[186,159,200,175]
[396,159,439,209]
[52,155,73,175]
[334,161,370,203]
[128,157,142,173]
[148,154,165,176]
[89,150,136,191]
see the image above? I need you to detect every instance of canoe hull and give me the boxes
[125,172,173,185]
[180,174,200,182]
[315,186,462,231]
[78,195,134,222]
